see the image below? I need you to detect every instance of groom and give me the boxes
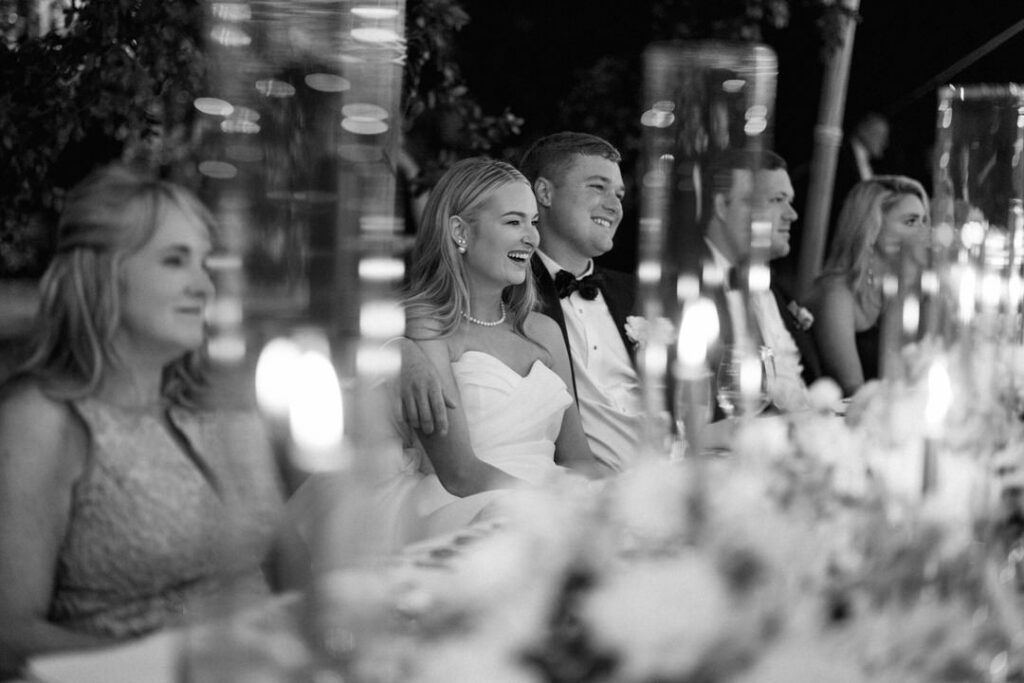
[400,132,643,473]
[520,132,643,472]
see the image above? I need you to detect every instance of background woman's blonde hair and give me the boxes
[821,175,929,291]
[17,163,218,407]
[405,157,536,339]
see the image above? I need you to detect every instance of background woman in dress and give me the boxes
[809,175,929,396]
[0,165,284,672]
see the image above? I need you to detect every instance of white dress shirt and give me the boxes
[748,291,811,412]
[705,241,810,412]
[537,251,643,471]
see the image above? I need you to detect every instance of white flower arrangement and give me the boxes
[624,315,674,347]
[229,350,1024,682]
[786,300,815,331]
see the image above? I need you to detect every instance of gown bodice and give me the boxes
[320,349,578,551]
[447,351,572,484]
[51,399,283,638]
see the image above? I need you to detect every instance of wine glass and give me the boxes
[715,345,771,418]
[672,371,713,447]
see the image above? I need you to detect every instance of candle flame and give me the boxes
[956,266,977,324]
[677,298,718,368]
[902,295,920,336]
[256,336,347,472]
[739,355,762,398]
[289,350,345,472]
[255,337,302,420]
[961,220,986,249]
[980,270,1002,310]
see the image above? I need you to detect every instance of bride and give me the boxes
[376,157,605,545]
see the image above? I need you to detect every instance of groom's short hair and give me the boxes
[519,132,621,186]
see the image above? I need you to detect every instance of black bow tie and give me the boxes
[725,267,742,291]
[554,269,601,300]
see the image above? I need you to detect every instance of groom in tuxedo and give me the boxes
[701,149,821,413]
[518,132,643,472]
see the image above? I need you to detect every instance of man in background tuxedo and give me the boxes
[399,132,642,473]
[701,149,822,413]
[830,112,890,248]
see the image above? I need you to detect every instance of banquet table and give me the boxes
[24,519,506,683]
[17,401,1024,683]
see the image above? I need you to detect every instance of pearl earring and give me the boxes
[456,241,467,254]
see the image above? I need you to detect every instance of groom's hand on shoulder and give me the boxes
[394,338,456,436]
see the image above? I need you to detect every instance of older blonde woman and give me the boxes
[809,175,929,396]
[0,165,284,673]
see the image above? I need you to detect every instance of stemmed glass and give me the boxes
[715,345,772,418]
[672,371,714,449]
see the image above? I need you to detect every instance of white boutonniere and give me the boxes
[625,316,650,346]
[786,300,815,331]
[625,315,675,347]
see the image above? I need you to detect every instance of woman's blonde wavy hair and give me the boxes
[17,164,218,407]
[405,157,537,339]
[820,175,929,292]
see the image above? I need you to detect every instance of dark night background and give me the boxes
[452,0,1024,273]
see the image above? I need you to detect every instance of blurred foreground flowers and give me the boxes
[202,341,1024,682]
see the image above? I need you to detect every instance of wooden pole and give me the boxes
[796,0,861,299]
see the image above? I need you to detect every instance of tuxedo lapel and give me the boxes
[531,256,578,398]
[532,256,567,331]
[770,282,822,385]
[594,266,638,366]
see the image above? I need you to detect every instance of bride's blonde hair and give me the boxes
[405,157,537,339]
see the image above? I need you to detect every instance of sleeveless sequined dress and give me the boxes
[48,399,284,639]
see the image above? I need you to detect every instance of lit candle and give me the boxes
[255,336,303,486]
[288,349,346,473]
[675,297,718,540]
[255,337,303,423]
[674,297,718,457]
[255,333,347,475]
[922,359,953,498]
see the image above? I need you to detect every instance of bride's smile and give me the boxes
[457,182,539,292]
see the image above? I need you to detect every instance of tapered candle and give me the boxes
[675,297,718,458]
[923,359,953,498]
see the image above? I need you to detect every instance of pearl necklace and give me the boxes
[463,302,506,327]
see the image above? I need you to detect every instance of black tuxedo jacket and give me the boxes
[769,281,822,386]
[531,255,638,400]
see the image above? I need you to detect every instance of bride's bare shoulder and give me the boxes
[524,311,561,340]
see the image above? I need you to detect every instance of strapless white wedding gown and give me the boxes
[375,350,574,546]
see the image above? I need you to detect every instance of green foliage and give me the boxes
[0,0,206,277]
[403,0,523,194]
[1,0,520,274]
[1,0,845,275]
[652,0,795,42]
[555,0,857,182]
[652,0,857,46]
